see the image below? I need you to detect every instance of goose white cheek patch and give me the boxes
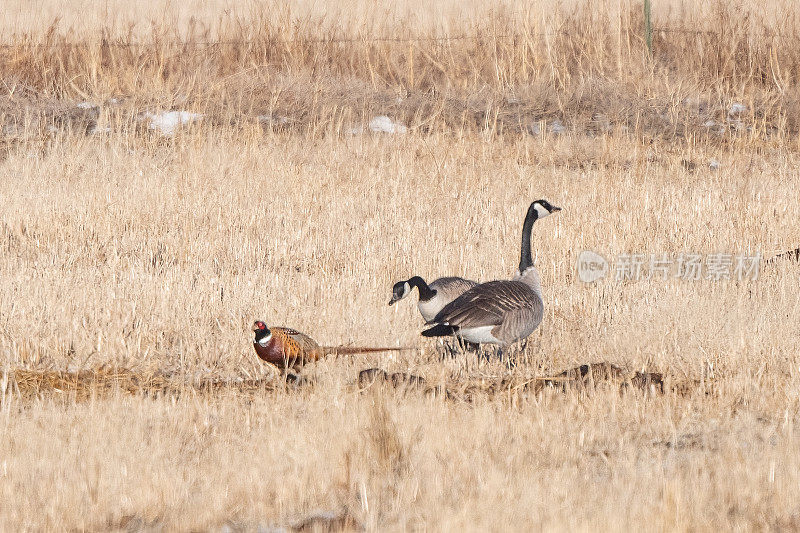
[534,203,551,218]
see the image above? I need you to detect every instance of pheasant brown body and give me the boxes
[252,321,405,371]
[253,327,324,370]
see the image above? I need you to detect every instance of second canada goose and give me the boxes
[422,199,561,347]
[388,276,478,322]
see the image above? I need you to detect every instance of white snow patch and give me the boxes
[728,103,747,116]
[145,110,204,135]
[90,124,112,135]
[368,115,407,134]
[76,101,98,110]
[258,115,290,127]
[526,121,541,136]
[549,119,566,134]
[348,116,408,135]
[729,120,746,131]
[703,120,717,128]
[683,96,706,110]
[709,159,721,171]
[591,114,612,133]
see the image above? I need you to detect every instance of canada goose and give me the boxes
[252,321,404,371]
[388,276,478,322]
[421,199,561,348]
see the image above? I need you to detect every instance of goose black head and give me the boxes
[389,280,411,305]
[530,199,562,220]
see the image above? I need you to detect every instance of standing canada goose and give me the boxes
[388,276,478,322]
[421,199,561,349]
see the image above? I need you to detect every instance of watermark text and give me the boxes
[577,251,760,283]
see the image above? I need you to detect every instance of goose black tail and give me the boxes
[421,324,460,337]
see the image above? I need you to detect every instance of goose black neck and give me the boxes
[408,276,436,301]
[519,205,538,273]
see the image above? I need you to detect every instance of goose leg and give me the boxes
[519,339,529,354]
[496,345,518,370]
[504,354,517,371]
[478,345,493,362]
[452,334,467,357]
[454,336,466,352]
[454,336,477,352]
[438,338,457,360]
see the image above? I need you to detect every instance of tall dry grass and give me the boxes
[1,1,800,531]
[3,0,800,139]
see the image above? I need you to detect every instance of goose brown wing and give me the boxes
[493,304,543,344]
[432,277,478,294]
[429,281,537,329]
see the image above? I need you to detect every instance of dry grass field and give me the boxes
[2,0,800,531]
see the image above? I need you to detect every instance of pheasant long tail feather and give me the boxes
[322,346,413,356]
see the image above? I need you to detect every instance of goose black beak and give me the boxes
[388,297,398,305]
[551,205,562,213]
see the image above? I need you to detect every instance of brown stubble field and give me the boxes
[2,0,800,531]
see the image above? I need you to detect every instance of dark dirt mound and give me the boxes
[356,362,706,401]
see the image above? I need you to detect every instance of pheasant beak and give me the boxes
[252,322,263,332]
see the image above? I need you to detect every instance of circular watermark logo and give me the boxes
[577,250,608,283]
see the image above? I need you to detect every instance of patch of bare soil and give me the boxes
[1,365,285,403]
[357,362,712,401]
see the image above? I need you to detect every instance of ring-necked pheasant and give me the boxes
[252,320,406,371]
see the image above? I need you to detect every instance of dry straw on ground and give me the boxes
[1,0,800,530]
